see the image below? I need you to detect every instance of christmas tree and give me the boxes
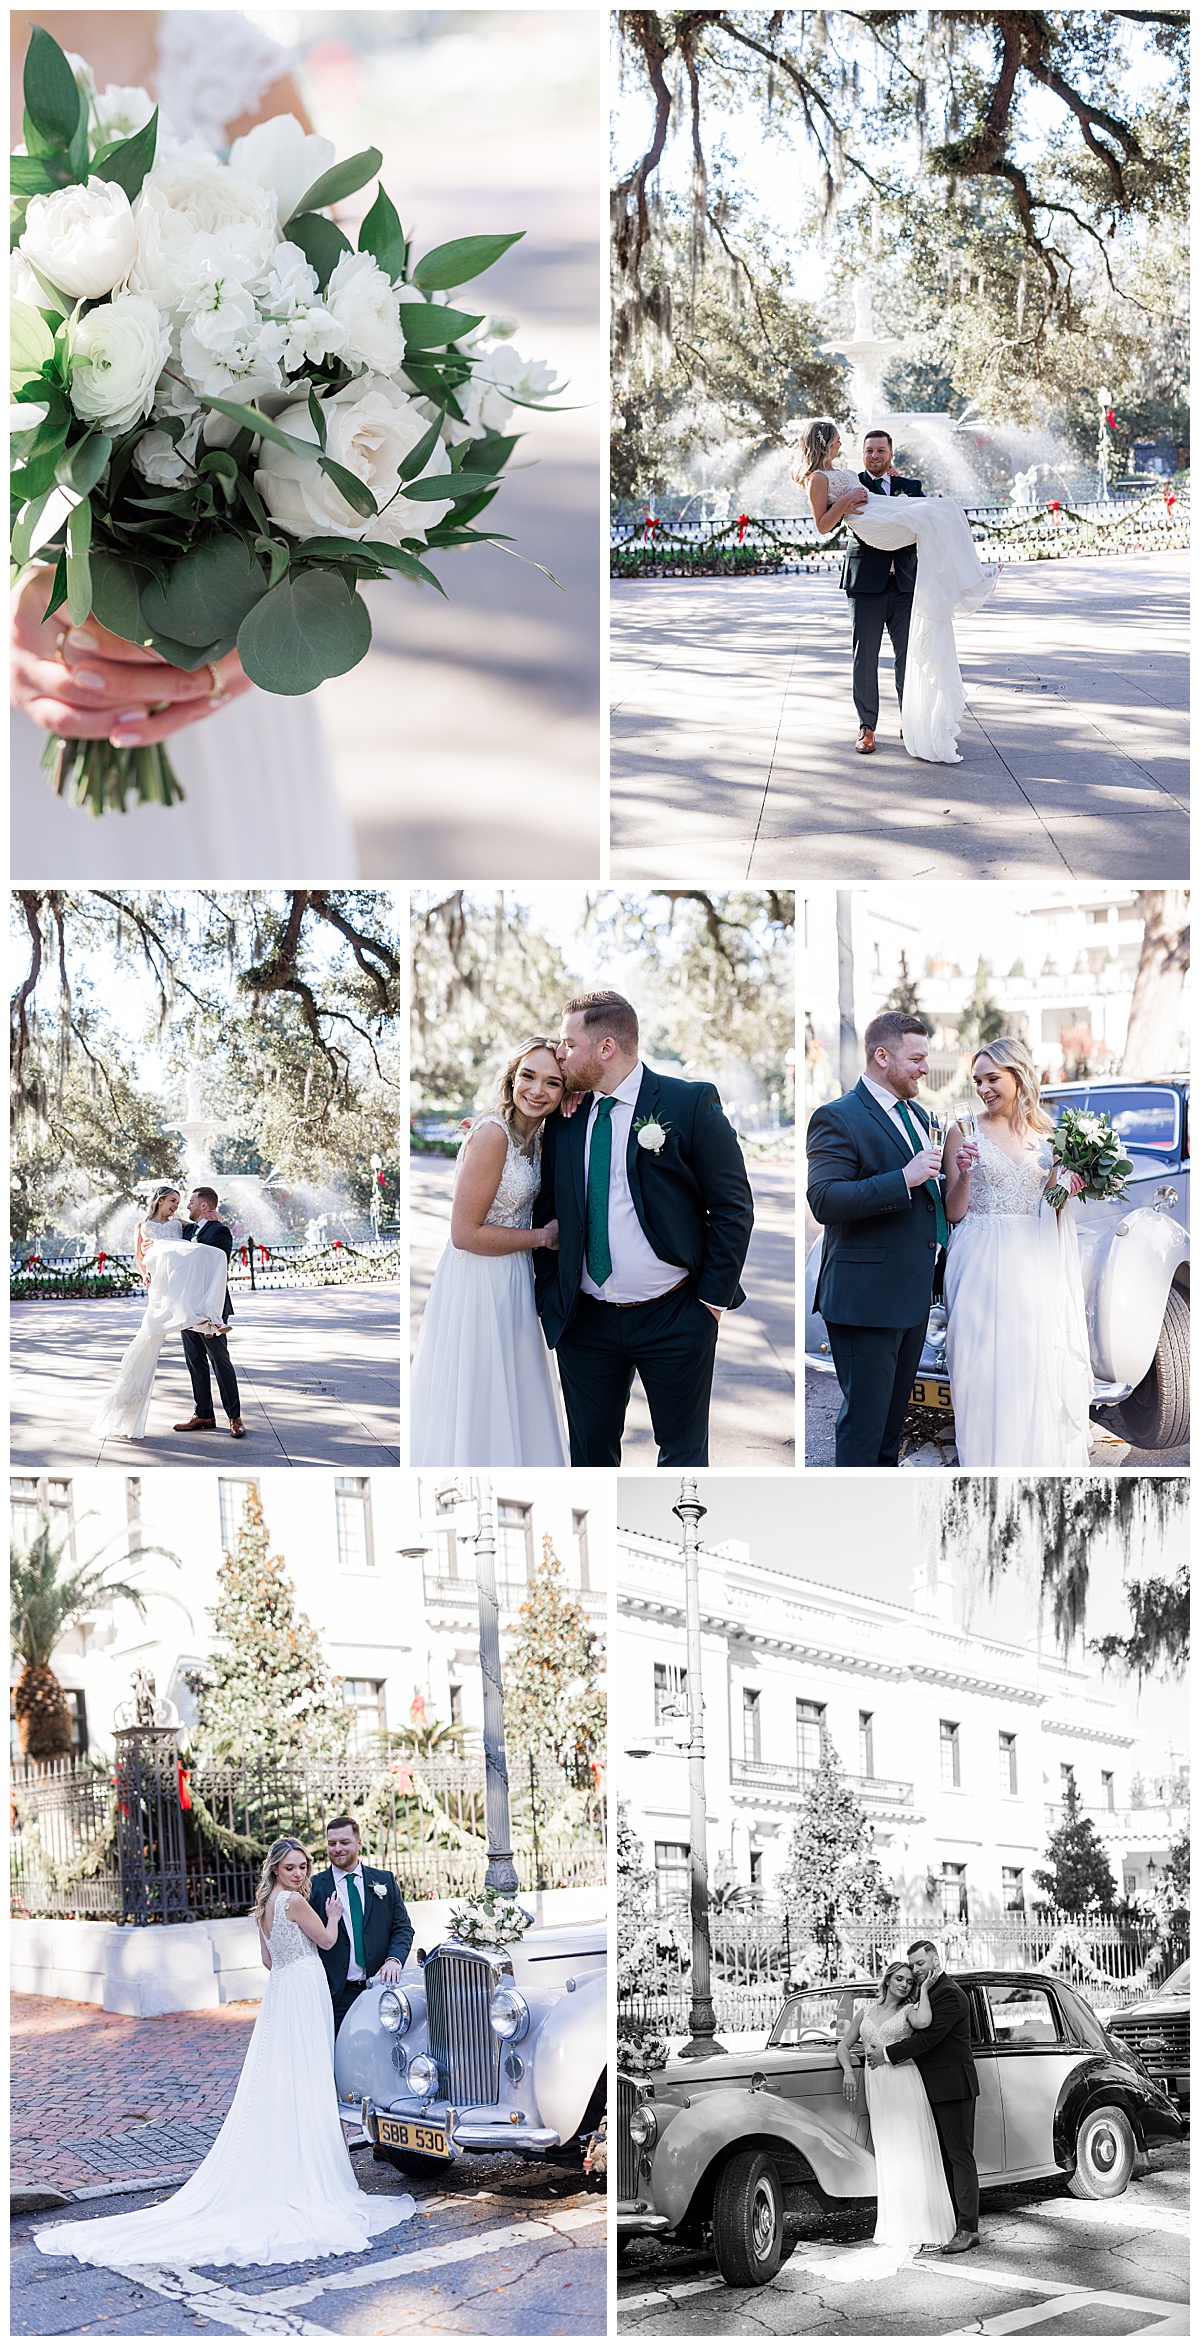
[884,949,925,1019]
[188,1488,350,1762]
[504,1536,606,1764]
[1033,1775,1117,1913]
[780,1739,896,1975]
[616,1798,687,2069]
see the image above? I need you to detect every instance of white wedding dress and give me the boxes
[35,1892,415,2269]
[797,2007,956,2281]
[91,1228,230,1441]
[411,1116,570,1466]
[11,12,356,882]
[945,1130,1092,1470]
[826,467,997,764]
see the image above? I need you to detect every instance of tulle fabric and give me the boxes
[411,1245,569,1466]
[945,1200,1092,1469]
[847,500,997,765]
[90,1240,230,1441]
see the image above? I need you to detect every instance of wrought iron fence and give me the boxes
[10,1239,403,1301]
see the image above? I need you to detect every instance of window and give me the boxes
[1101,1770,1115,1812]
[999,1732,1018,1796]
[940,1862,968,1923]
[859,1711,875,1779]
[1002,1866,1025,1912]
[448,1682,463,1725]
[743,1688,761,1763]
[218,1477,258,1552]
[796,1699,826,1774]
[573,1508,590,1589]
[11,1475,74,1559]
[497,1500,533,1582]
[125,1477,142,1535]
[654,1841,689,1911]
[335,1477,374,1571]
[1060,1763,1076,1802]
[940,1720,961,1789]
[342,1678,386,1746]
[654,1661,687,1724]
[749,1849,763,1897]
[63,1688,88,1756]
[984,1982,1061,2047]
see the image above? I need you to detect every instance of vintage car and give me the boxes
[335,1917,606,2175]
[1106,1959,1190,2115]
[806,1076,1190,1451]
[617,1971,1183,2287]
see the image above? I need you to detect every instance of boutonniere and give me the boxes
[634,1116,669,1154]
[372,1882,388,1900]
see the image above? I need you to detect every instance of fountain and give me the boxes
[176,1066,232,1192]
[819,276,907,432]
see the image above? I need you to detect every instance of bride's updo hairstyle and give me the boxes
[253,1835,311,1930]
[147,1185,181,1222]
[876,1960,919,2006]
[790,418,841,488]
[493,1036,565,1134]
[970,1035,1053,1136]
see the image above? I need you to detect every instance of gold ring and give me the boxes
[206,659,227,705]
[55,628,68,662]
[148,699,171,715]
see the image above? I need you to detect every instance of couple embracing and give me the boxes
[92,1183,246,1442]
[833,1940,980,2271]
[412,989,755,1467]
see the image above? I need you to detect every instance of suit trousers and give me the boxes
[824,1319,926,1467]
[181,1327,240,1421]
[850,583,913,728]
[555,1283,720,1467]
[931,2094,979,2231]
[331,1977,368,2036]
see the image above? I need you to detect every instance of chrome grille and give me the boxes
[1110,2013,1190,2071]
[425,1949,501,2106]
[616,2074,639,2198]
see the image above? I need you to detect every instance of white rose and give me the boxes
[255,373,454,544]
[69,293,170,432]
[91,83,156,144]
[324,250,404,375]
[229,115,336,227]
[19,177,138,303]
[131,158,279,312]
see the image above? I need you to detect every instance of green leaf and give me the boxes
[11,488,54,570]
[236,567,372,695]
[397,415,444,483]
[318,456,377,517]
[91,109,159,201]
[293,536,447,595]
[199,449,239,489]
[139,535,268,650]
[307,387,328,451]
[10,154,63,198]
[23,26,82,150]
[412,231,523,293]
[59,432,113,498]
[11,298,55,389]
[357,541,446,595]
[65,495,92,626]
[88,549,149,644]
[400,302,485,351]
[358,186,406,281]
[66,97,89,184]
[254,536,291,589]
[292,146,383,219]
[202,395,320,460]
[402,469,498,500]
[287,211,353,291]
[41,549,69,622]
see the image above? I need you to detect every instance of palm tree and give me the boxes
[11,1517,183,1763]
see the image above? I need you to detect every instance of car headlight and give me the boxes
[406,2053,439,2099]
[378,1988,411,2036]
[489,1984,531,2043]
[628,2102,658,2150]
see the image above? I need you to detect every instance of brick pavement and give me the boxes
[11,1993,256,2191]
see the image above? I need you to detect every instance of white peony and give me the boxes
[229,115,336,227]
[10,249,46,308]
[324,250,403,374]
[255,373,454,543]
[440,340,558,443]
[91,82,156,144]
[19,177,138,303]
[131,156,279,311]
[69,293,170,432]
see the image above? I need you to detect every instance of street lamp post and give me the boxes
[674,1476,725,2058]
[471,1479,519,1894]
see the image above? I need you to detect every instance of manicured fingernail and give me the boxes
[66,627,100,652]
[70,667,108,693]
[109,723,147,745]
[115,708,148,724]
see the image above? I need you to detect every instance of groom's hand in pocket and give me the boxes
[903,1146,943,1189]
[701,1301,724,1321]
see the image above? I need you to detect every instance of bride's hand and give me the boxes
[535,1219,560,1251]
[558,1088,584,1119]
[325,1895,343,1925]
[12,570,253,745]
[841,2072,858,2106]
[954,1142,979,1176]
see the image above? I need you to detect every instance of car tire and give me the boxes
[1114,1284,1189,1450]
[711,2148,785,2287]
[372,2143,452,2179]
[1067,2105,1137,2199]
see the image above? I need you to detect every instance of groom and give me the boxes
[842,428,924,754]
[310,1816,414,2035]
[173,1186,246,1440]
[866,1938,981,2253]
[532,990,754,1467]
[806,1011,945,1466]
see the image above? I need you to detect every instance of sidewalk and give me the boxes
[10,1285,402,1469]
[11,1994,255,2196]
[612,553,1189,881]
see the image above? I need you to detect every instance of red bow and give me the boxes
[736,513,750,543]
[1165,490,1177,513]
[334,1239,343,1249]
[1105,407,1115,431]
[642,508,661,540]
[178,1765,192,1812]
[239,1247,248,1265]
[97,1252,106,1270]
[260,1246,269,1264]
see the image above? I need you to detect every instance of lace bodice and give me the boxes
[964,1130,1052,1220]
[265,1891,320,1971]
[860,2005,913,2053]
[823,467,872,501]
[141,1216,183,1247]
[155,12,294,149]
[455,1115,542,1230]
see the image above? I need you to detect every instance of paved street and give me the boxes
[411,1151,796,1466]
[618,2143,1188,2337]
[10,1287,402,1469]
[804,1366,1189,1470]
[611,554,1189,881]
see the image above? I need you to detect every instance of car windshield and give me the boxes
[770,1988,876,2046]
[1154,1962,1190,1997]
[1042,1087,1181,1155]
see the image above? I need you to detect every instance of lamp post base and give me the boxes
[678,2032,727,2059]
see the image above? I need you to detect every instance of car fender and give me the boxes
[1052,2054,1183,2170]
[531,1967,606,2140]
[1077,1204,1188,1387]
[649,2087,876,2227]
[334,1975,428,2108]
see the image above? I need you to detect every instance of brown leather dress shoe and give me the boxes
[229,1418,246,1439]
[173,1416,217,1432]
[856,725,876,753]
[941,2229,981,2255]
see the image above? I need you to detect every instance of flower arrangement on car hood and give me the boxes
[446,1888,535,1950]
[11,27,561,814]
[1043,1106,1134,1217]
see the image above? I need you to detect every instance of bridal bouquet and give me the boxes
[11,27,560,813]
[1043,1107,1134,1216]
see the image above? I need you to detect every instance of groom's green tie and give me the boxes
[895,1098,949,1246]
[345,1869,366,1970]
[585,1096,616,1285]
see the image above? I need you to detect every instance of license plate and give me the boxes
[911,1376,953,1411]
[376,2116,451,2158]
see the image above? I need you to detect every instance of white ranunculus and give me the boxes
[636,1121,667,1153]
[91,82,156,144]
[324,250,403,374]
[440,340,558,443]
[229,115,335,226]
[255,373,453,543]
[69,293,170,432]
[131,157,279,311]
[19,177,138,303]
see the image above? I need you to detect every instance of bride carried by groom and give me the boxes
[92,1184,247,1444]
[411,989,755,1468]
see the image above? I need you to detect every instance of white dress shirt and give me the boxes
[862,1073,923,1152]
[870,471,893,495]
[580,1062,687,1304]
[332,1861,366,1979]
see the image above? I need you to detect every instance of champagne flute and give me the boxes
[925,1109,944,1150]
[958,1104,978,1142]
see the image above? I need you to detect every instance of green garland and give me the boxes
[11,1786,117,1890]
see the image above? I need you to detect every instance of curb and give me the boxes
[12,2133,372,2217]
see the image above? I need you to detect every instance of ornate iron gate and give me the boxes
[115,1727,191,1924]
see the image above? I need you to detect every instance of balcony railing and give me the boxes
[421,1571,605,1618]
[731,1756,914,1806]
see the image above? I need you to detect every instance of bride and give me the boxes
[411,1038,569,1466]
[35,1837,416,2269]
[832,1961,956,2267]
[794,419,997,765]
[91,1189,230,1441]
[942,1036,1092,1470]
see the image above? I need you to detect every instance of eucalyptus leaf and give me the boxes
[91,109,159,200]
[236,567,371,695]
[11,488,54,570]
[59,433,113,498]
[88,550,148,644]
[412,231,523,292]
[11,298,55,389]
[400,303,485,351]
[23,26,82,149]
[287,211,353,290]
[358,186,406,281]
[293,146,383,219]
[139,535,268,650]
[65,495,92,626]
